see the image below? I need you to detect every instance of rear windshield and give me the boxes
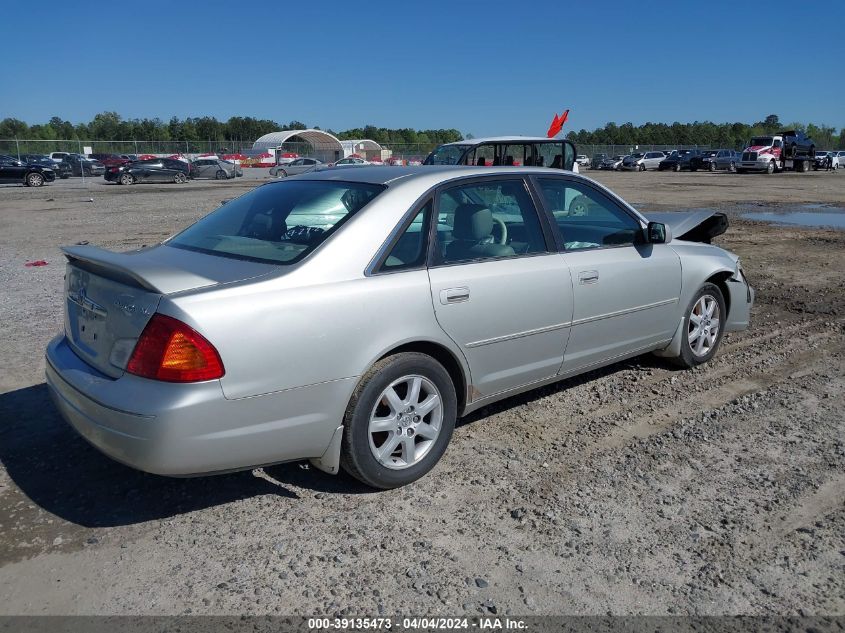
[168,180,385,265]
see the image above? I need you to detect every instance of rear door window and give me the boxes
[435,179,549,264]
[377,201,432,272]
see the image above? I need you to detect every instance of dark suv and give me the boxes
[63,154,106,176]
[20,154,71,179]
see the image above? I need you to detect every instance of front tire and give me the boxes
[669,283,726,369]
[766,160,775,174]
[709,162,717,172]
[119,173,134,185]
[215,170,227,180]
[340,352,457,489]
[674,163,681,172]
[26,172,44,187]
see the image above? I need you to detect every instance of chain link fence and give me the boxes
[0,139,738,164]
[0,138,441,161]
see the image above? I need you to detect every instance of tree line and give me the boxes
[2,112,841,149]
[565,115,844,150]
[0,112,462,146]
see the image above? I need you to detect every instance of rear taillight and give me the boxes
[126,314,224,382]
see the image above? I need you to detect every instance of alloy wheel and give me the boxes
[368,375,443,470]
[688,294,721,357]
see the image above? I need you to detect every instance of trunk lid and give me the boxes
[62,244,279,377]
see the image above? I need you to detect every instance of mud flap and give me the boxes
[653,318,685,358]
[309,425,344,475]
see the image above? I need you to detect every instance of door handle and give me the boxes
[439,287,470,304]
[578,270,599,284]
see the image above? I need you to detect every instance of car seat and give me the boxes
[445,204,515,261]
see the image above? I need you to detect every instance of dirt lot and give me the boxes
[0,169,843,616]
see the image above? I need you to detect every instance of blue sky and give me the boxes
[1,1,843,136]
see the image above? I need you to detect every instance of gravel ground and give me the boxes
[0,169,843,616]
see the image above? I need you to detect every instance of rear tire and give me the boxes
[340,352,457,489]
[669,283,727,369]
[174,172,187,184]
[728,161,737,173]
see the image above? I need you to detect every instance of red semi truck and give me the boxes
[736,130,816,174]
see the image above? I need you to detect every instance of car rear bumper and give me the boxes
[46,334,355,476]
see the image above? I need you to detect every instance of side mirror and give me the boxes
[646,221,670,244]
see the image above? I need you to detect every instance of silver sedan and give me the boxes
[190,158,243,180]
[46,166,754,488]
[269,157,324,177]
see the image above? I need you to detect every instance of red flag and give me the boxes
[546,113,562,138]
[559,109,569,126]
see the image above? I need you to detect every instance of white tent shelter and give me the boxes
[252,129,344,163]
[339,139,383,159]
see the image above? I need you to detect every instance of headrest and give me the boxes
[453,204,493,241]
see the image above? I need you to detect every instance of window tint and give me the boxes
[435,179,548,264]
[501,144,529,166]
[467,144,496,167]
[536,142,567,169]
[536,178,642,250]
[169,181,384,265]
[379,201,432,272]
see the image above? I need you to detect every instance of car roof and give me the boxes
[438,136,567,146]
[292,164,580,186]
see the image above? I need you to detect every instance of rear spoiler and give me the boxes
[61,245,217,294]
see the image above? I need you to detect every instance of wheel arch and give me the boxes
[374,340,469,416]
[705,271,733,320]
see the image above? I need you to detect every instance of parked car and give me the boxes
[104,158,190,184]
[20,154,71,179]
[575,154,591,167]
[690,150,720,171]
[270,157,324,177]
[0,154,56,186]
[604,155,626,170]
[590,153,608,169]
[813,151,840,170]
[658,150,700,171]
[387,157,406,166]
[45,166,753,488]
[120,154,140,162]
[621,152,665,171]
[63,154,106,177]
[333,157,370,167]
[88,153,131,168]
[190,158,243,180]
[50,151,71,163]
[709,150,741,172]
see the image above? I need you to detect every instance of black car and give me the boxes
[0,154,57,187]
[104,158,191,184]
[590,153,608,169]
[62,154,106,177]
[658,149,701,171]
[689,150,720,171]
[20,154,71,179]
